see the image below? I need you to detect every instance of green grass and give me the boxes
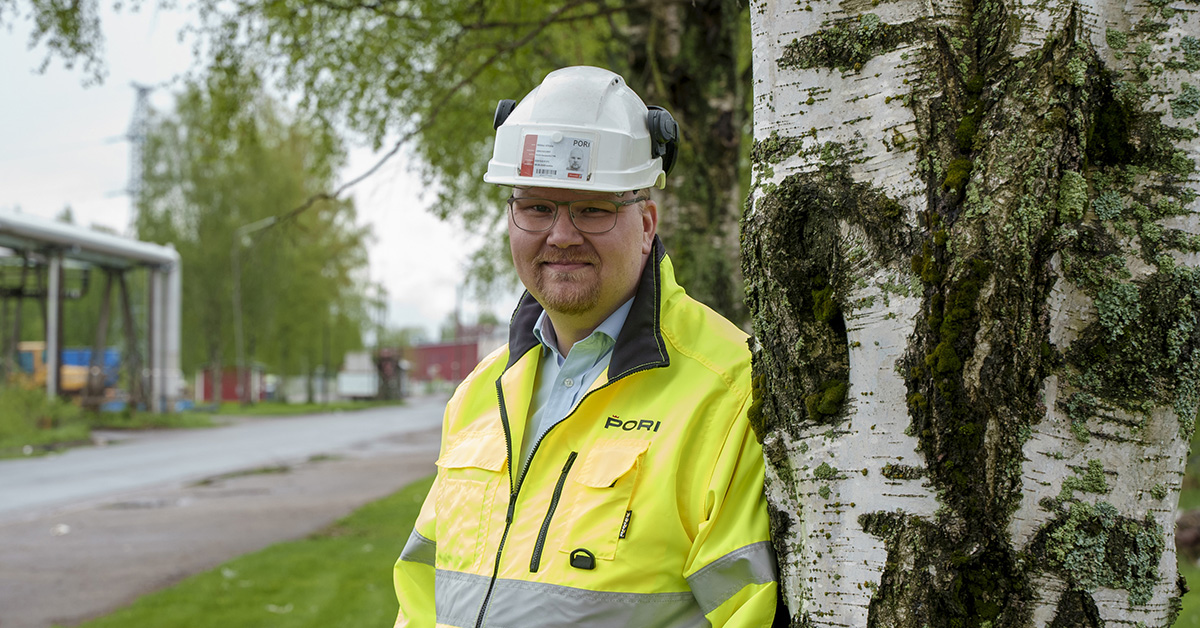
[1181,560,1200,628]
[0,422,91,456]
[1178,423,1200,627]
[213,399,404,417]
[69,474,433,628]
[87,410,218,430]
[1182,430,1200,512]
[189,464,297,487]
[0,386,89,456]
[1,394,404,457]
[83,399,402,429]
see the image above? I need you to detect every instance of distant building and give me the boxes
[404,323,506,385]
[195,366,266,403]
[408,341,478,384]
[337,351,379,400]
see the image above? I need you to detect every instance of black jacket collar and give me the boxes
[505,236,670,378]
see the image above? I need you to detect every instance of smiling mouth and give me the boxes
[537,255,596,271]
[544,261,590,270]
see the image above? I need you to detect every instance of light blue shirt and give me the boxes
[519,298,635,472]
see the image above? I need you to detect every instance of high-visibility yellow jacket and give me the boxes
[395,240,777,628]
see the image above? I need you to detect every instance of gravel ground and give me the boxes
[0,423,440,628]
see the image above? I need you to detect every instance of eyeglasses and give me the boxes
[508,195,648,234]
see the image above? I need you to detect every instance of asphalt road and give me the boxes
[0,397,446,520]
[0,396,447,628]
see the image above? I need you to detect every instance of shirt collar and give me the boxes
[504,235,670,375]
[533,297,635,365]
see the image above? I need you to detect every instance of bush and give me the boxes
[0,386,88,455]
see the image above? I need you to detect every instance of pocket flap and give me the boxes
[574,439,651,488]
[436,429,507,471]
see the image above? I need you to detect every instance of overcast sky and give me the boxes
[0,4,510,340]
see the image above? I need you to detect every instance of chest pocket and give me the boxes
[435,428,507,573]
[558,438,650,561]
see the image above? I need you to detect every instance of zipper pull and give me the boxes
[506,493,517,524]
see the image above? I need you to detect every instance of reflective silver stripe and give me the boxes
[685,540,778,615]
[435,570,706,628]
[399,530,436,567]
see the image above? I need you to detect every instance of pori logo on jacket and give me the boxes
[604,415,661,432]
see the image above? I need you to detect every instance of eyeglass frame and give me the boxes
[506,193,650,234]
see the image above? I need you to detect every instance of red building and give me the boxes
[406,341,479,384]
[195,366,267,403]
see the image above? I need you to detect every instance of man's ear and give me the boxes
[641,200,658,255]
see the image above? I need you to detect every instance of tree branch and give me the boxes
[275,0,601,228]
[461,1,639,31]
[303,0,433,23]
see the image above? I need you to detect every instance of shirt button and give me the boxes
[563,378,575,388]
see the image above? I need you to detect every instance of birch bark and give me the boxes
[745,0,1198,624]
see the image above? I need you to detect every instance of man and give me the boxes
[393,66,777,628]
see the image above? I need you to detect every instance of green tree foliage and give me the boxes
[0,0,107,82]
[134,62,372,377]
[378,325,428,351]
[5,0,754,324]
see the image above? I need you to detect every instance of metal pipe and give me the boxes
[0,210,177,266]
[149,268,163,413]
[45,254,61,399]
[165,254,182,412]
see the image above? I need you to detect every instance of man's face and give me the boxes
[508,187,656,318]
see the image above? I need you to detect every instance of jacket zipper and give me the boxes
[472,362,660,627]
[473,383,517,628]
[474,384,563,627]
[530,451,577,572]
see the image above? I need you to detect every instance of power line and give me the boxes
[125,82,155,229]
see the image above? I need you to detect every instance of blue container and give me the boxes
[18,351,35,374]
[61,349,88,366]
[62,348,122,387]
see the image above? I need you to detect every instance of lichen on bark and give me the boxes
[1034,501,1166,606]
[777,13,925,73]
[748,0,1196,620]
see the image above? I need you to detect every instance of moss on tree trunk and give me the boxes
[745,0,1197,624]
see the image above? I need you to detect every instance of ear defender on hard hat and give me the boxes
[646,105,678,177]
[493,99,517,130]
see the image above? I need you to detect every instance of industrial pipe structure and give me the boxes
[0,210,182,412]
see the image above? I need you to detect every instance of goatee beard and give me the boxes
[534,268,600,315]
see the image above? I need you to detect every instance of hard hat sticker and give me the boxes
[518,133,594,181]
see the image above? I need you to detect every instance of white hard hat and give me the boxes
[484,66,678,192]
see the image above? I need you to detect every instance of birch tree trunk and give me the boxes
[743,0,1198,624]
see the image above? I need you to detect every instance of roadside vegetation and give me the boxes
[0,387,90,456]
[1183,559,1199,628]
[0,389,402,458]
[1180,424,1200,627]
[68,475,432,628]
[207,400,403,417]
